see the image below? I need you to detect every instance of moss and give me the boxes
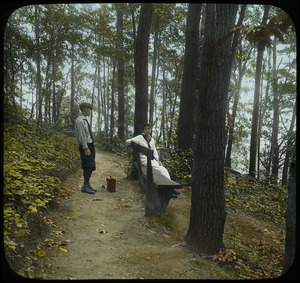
[148,206,179,232]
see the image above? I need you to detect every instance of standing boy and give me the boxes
[75,102,96,194]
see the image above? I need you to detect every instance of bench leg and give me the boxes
[145,187,173,216]
[138,175,147,194]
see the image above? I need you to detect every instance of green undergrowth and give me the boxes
[3,120,79,253]
[148,206,179,232]
[224,172,287,224]
[159,148,193,185]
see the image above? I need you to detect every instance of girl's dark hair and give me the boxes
[143,122,152,129]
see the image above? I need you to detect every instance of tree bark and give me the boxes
[283,143,296,274]
[110,58,116,139]
[116,5,125,140]
[224,5,247,168]
[34,6,42,126]
[270,39,280,183]
[134,3,153,136]
[248,5,270,177]
[178,3,201,150]
[70,42,76,126]
[90,66,97,129]
[281,103,296,186]
[149,14,159,126]
[184,4,238,255]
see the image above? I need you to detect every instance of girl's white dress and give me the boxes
[126,134,170,179]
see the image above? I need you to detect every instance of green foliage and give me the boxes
[159,148,193,185]
[224,172,287,224]
[148,206,178,232]
[3,120,79,251]
[95,133,131,157]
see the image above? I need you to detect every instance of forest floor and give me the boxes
[13,151,286,280]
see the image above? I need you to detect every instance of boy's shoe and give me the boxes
[81,184,95,194]
[89,185,97,192]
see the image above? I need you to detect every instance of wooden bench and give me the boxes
[130,142,182,216]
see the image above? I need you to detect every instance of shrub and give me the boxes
[3,120,79,252]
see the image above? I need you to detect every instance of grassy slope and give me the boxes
[3,120,79,256]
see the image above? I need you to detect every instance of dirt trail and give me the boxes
[34,151,217,280]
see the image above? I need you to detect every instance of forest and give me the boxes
[3,2,297,279]
[4,3,296,183]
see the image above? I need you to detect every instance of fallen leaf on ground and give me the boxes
[111,235,121,239]
[63,216,74,219]
[59,247,68,252]
[43,239,70,247]
[54,191,70,197]
[52,230,64,236]
[121,253,134,259]
[43,238,53,247]
[61,240,70,245]
[115,205,121,210]
[32,245,46,257]
[162,233,169,238]
[53,241,62,247]
[44,218,57,227]
[57,185,75,191]
[121,204,132,207]
[96,229,107,234]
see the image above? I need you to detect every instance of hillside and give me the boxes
[3,118,80,270]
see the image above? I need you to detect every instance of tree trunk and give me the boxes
[257,66,265,179]
[134,3,153,136]
[102,54,108,135]
[184,4,238,255]
[34,6,42,126]
[225,71,242,168]
[283,143,296,274]
[270,39,280,183]
[224,5,247,168]
[52,43,57,124]
[90,66,97,129]
[97,63,102,133]
[116,5,125,140]
[281,103,296,186]
[248,6,270,177]
[178,3,201,150]
[70,42,76,127]
[149,14,159,125]
[110,58,116,140]
[52,76,56,123]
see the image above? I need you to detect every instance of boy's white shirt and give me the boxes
[75,115,93,149]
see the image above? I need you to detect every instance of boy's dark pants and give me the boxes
[79,143,96,186]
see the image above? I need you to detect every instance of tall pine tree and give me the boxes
[184,4,238,254]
